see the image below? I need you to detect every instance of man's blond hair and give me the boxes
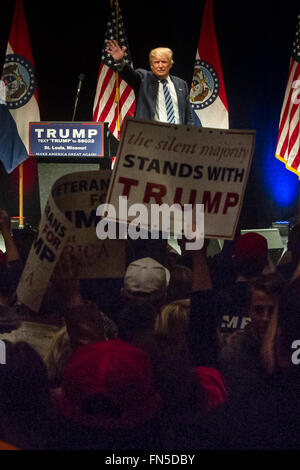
[149,47,174,65]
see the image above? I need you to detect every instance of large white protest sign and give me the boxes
[17,170,126,313]
[105,118,255,239]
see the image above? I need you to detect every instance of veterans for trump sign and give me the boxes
[51,171,125,279]
[16,193,73,313]
[17,170,126,313]
[104,118,255,240]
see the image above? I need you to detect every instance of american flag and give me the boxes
[275,13,300,176]
[93,4,136,140]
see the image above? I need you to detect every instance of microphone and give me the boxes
[77,73,85,93]
[72,73,85,121]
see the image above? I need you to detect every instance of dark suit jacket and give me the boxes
[119,64,194,126]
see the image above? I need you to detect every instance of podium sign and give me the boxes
[29,122,107,159]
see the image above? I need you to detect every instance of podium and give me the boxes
[31,122,113,212]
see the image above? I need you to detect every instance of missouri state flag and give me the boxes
[190,0,229,129]
[0,0,40,173]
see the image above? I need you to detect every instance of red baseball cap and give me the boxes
[234,232,268,266]
[58,339,161,429]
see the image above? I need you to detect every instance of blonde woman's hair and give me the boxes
[149,47,174,65]
[155,299,190,342]
[44,326,72,387]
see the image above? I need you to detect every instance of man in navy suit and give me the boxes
[106,40,194,264]
[106,39,194,126]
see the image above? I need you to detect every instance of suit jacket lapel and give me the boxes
[148,73,159,118]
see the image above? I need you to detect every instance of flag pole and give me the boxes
[115,0,121,136]
[18,163,24,228]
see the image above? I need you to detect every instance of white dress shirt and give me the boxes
[154,75,180,124]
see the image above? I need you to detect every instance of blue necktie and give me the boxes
[162,79,175,124]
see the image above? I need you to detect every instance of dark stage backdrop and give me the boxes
[0,0,299,229]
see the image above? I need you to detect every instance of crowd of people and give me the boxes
[1,203,300,451]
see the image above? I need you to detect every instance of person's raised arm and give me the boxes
[51,251,82,310]
[180,228,212,292]
[106,39,127,63]
[0,209,20,263]
[187,236,219,367]
[191,239,212,292]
